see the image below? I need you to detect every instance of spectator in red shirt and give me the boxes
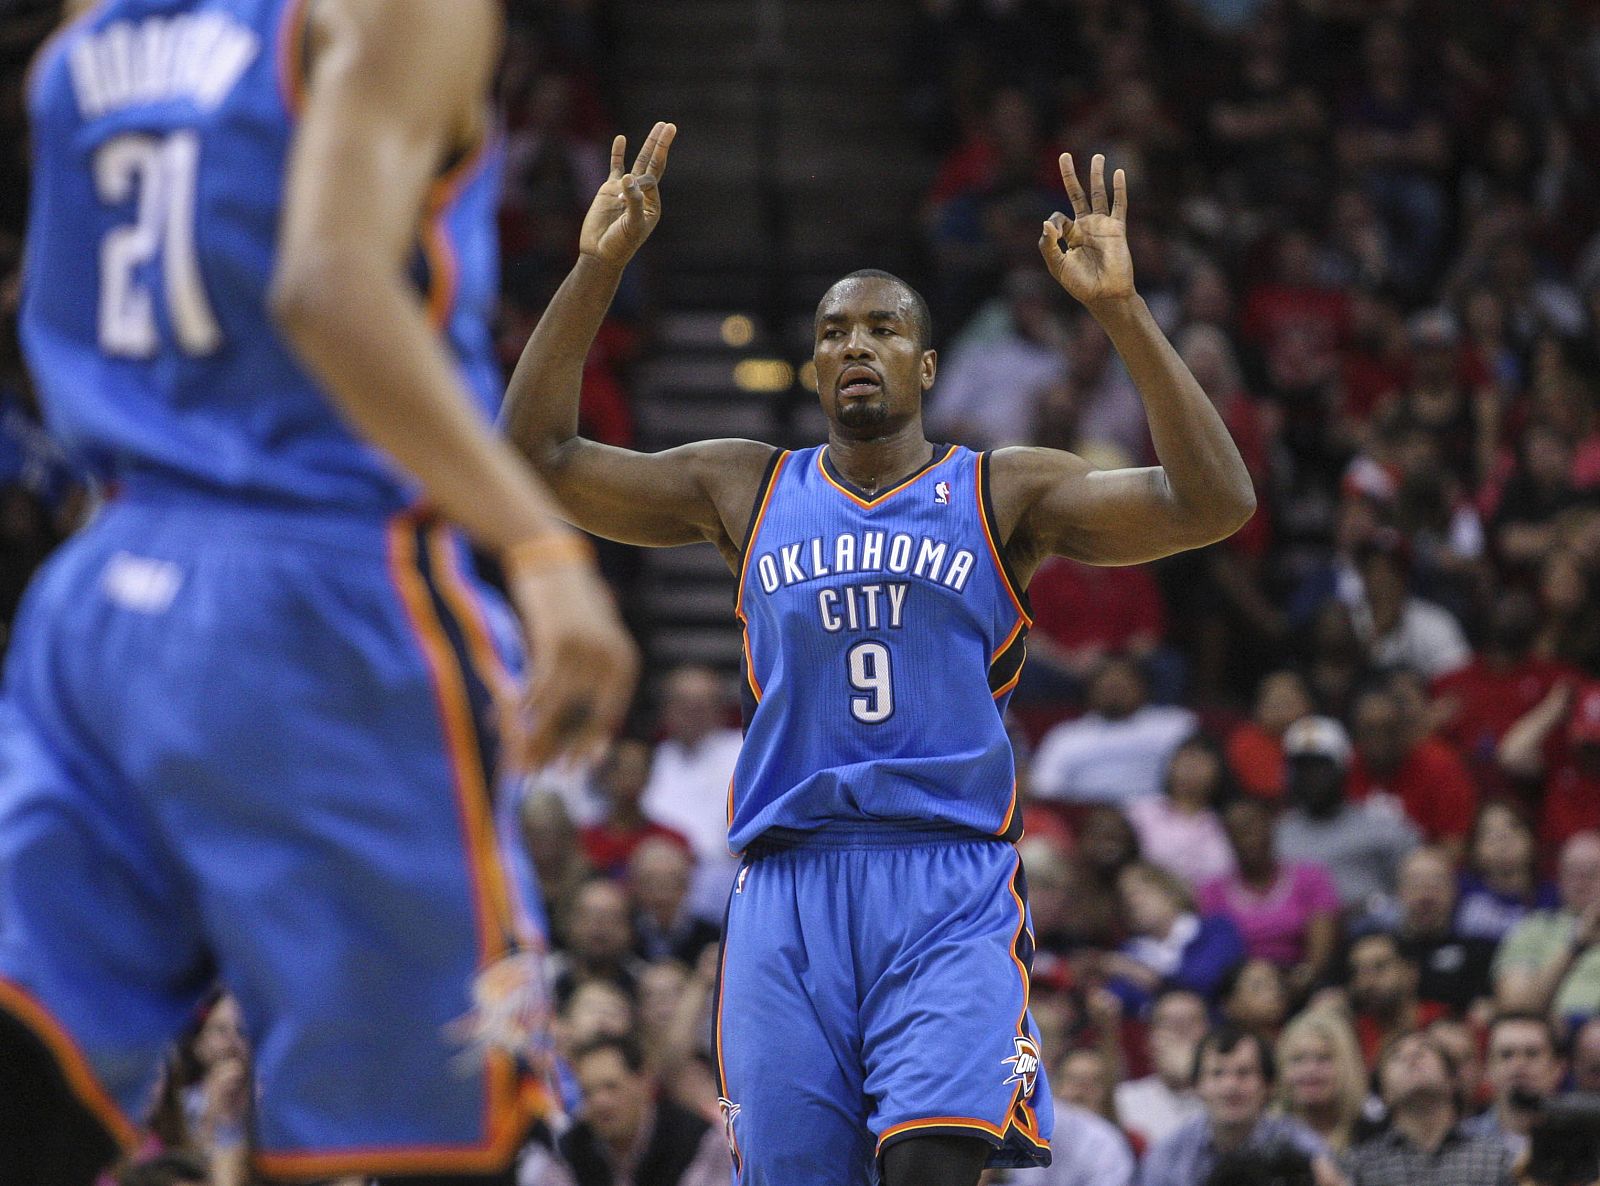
[1227,670,1315,801]
[1344,931,1449,1070]
[1348,683,1478,859]
[1239,229,1350,401]
[1498,681,1600,858]
[1432,591,1580,797]
[581,739,693,879]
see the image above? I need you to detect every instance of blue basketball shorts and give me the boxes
[0,494,550,1180]
[713,832,1053,1185]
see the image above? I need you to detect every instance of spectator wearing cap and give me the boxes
[1432,592,1579,799]
[1346,1031,1512,1186]
[1493,831,1600,1020]
[1347,683,1478,857]
[1032,656,1198,808]
[1115,987,1209,1148]
[1275,715,1421,915]
[1344,529,1471,680]
[1499,681,1600,855]
[1140,1027,1328,1186]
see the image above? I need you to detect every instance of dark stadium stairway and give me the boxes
[607,0,929,682]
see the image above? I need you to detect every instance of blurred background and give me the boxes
[7,1,1600,1184]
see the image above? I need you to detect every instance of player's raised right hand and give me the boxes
[579,120,675,271]
[504,539,640,769]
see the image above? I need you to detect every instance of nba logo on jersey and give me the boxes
[1002,1035,1040,1097]
[934,480,951,505]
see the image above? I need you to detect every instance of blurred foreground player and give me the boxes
[505,139,1255,1186]
[1,0,637,1182]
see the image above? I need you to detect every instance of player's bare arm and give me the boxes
[501,124,778,570]
[990,153,1257,582]
[269,0,636,764]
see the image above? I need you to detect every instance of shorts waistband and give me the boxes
[745,823,1006,854]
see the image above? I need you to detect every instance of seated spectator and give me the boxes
[1019,554,1168,706]
[1277,1008,1369,1154]
[1530,548,1600,675]
[1348,683,1478,856]
[1347,933,1447,1069]
[1346,1031,1511,1186]
[1115,986,1209,1148]
[641,666,745,920]
[1456,801,1559,943]
[1227,670,1315,801]
[1432,593,1576,794]
[522,791,595,948]
[1492,423,1593,572]
[1220,959,1290,1042]
[1389,847,1498,1015]
[1570,1016,1600,1093]
[1129,734,1239,888]
[1057,807,1142,954]
[1346,531,1472,680]
[1463,1013,1566,1160]
[1499,682,1600,855]
[1494,831,1600,1020]
[1275,716,1420,916]
[1201,798,1340,998]
[1055,1047,1122,1127]
[1035,1097,1136,1186]
[1032,656,1198,806]
[551,880,644,1007]
[628,838,719,967]
[1106,862,1246,1013]
[1428,1016,1490,1118]
[1141,1027,1327,1186]
[537,1036,730,1186]
[580,739,693,879]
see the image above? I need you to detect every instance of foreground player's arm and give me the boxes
[993,155,1256,575]
[269,0,636,763]
[501,128,774,563]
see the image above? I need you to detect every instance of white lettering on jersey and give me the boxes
[70,14,260,121]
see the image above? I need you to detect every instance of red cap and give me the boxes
[1572,684,1600,745]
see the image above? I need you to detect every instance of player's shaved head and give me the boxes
[816,270,933,352]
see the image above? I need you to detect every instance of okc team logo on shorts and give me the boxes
[735,865,750,894]
[1002,1035,1041,1097]
[934,481,952,505]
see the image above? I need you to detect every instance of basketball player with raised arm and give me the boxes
[504,140,1255,1186]
[1,1,637,1183]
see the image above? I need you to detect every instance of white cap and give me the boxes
[1282,715,1353,768]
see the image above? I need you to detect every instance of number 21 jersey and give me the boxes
[729,444,1032,851]
[21,0,502,514]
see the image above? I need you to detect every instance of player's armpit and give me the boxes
[539,437,779,559]
[989,445,1248,573]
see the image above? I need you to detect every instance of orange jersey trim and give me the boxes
[276,0,311,117]
[877,1114,1007,1150]
[816,444,958,510]
[734,450,790,622]
[974,452,1032,630]
[0,978,143,1153]
[419,130,496,331]
[995,777,1021,839]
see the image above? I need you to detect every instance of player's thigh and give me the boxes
[173,526,543,1177]
[717,851,876,1186]
[0,586,210,1153]
[858,841,1052,1168]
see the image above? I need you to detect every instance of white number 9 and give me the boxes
[847,641,894,724]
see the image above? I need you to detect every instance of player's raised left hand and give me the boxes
[580,120,675,271]
[1038,152,1135,309]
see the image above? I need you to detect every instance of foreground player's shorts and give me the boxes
[0,494,549,1180]
[714,829,1053,1185]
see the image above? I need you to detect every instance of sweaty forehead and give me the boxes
[817,278,913,323]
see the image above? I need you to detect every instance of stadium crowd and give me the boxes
[7,0,1600,1183]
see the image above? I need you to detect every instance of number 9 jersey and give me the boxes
[20,0,503,513]
[729,443,1032,852]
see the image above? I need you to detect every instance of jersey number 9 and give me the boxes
[846,641,894,725]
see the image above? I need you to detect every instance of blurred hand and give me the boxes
[1039,153,1135,310]
[506,552,639,769]
[579,121,675,270]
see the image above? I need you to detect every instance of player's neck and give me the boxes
[825,425,936,497]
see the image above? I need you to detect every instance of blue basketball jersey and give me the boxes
[729,444,1031,850]
[21,0,503,514]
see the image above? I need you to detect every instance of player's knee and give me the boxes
[880,1132,991,1186]
[0,1004,122,1185]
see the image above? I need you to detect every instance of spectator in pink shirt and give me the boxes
[1129,735,1239,888]
[1200,798,1342,1000]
